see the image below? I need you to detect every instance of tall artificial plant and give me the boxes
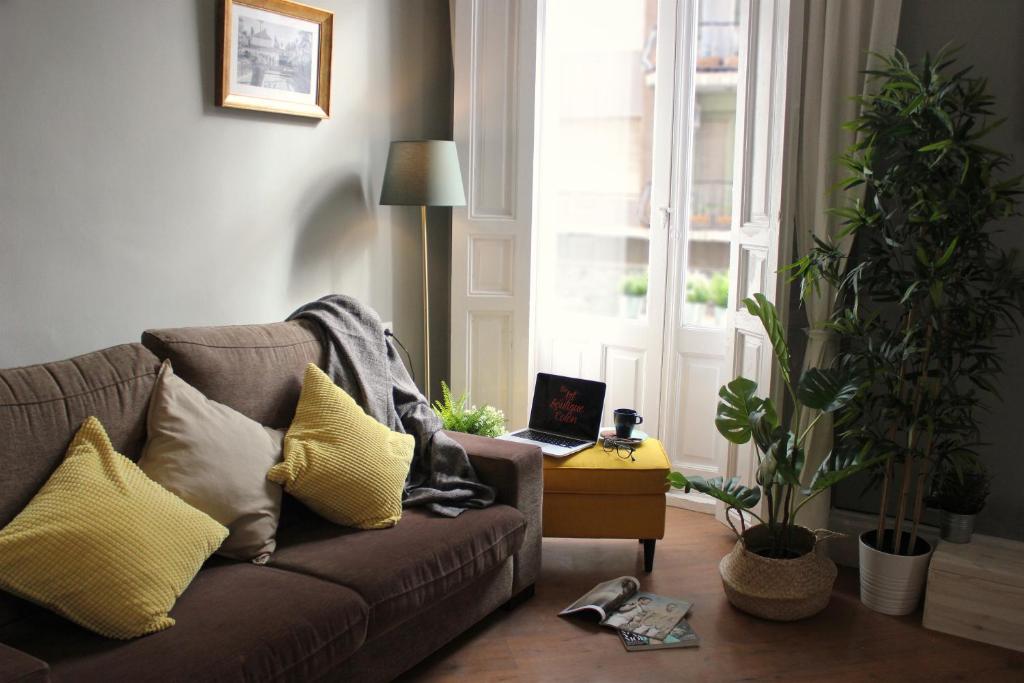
[788,48,1023,555]
[669,294,880,558]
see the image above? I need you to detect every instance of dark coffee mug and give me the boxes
[613,408,643,438]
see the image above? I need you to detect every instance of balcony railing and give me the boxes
[697,18,740,72]
[689,180,732,229]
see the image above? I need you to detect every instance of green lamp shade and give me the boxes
[379,140,467,207]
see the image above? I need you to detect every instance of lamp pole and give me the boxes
[420,205,431,401]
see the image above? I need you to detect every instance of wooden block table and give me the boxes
[922,534,1024,652]
[542,438,670,572]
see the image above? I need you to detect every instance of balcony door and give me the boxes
[532,0,676,433]
[452,1,798,523]
[659,0,741,511]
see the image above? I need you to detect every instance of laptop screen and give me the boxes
[528,373,607,441]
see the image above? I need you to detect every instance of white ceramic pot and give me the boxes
[858,530,933,615]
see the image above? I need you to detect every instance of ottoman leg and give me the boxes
[641,539,656,573]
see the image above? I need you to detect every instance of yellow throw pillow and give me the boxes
[0,417,228,639]
[268,364,414,529]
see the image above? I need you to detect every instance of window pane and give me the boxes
[683,0,739,328]
[538,0,659,320]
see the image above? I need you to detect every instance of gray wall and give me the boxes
[832,0,1024,540]
[0,0,453,393]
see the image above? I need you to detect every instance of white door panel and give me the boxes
[451,0,538,428]
[716,0,802,523]
[660,0,798,518]
[602,345,647,428]
[660,0,728,514]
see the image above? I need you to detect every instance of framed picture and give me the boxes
[217,0,333,119]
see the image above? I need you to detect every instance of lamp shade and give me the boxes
[379,140,466,207]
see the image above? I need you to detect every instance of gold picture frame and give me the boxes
[217,0,333,119]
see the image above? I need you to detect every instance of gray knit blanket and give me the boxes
[287,295,495,517]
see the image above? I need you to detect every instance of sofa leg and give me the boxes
[641,539,656,573]
[503,583,535,611]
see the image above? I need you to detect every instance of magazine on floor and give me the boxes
[618,619,701,651]
[558,576,692,641]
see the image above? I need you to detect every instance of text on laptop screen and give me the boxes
[528,373,606,441]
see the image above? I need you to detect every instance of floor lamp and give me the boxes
[379,140,466,401]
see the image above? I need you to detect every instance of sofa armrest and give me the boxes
[0,644,48,683]
[445,431,542,597]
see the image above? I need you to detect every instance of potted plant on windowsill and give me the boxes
[788,48,1024,615]
[620,272,649,318]
[928,463,990,544]
[668,294,881,621]
[684,271,729,326]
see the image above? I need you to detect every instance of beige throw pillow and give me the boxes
[138,361,284,563]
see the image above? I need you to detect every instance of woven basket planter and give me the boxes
[719,524,837,621]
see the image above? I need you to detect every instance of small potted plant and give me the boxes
[432,381,506,438]
[685,272,729,327]
[668,294,879,621]
[928,464,990,544]
[620,272,648,318]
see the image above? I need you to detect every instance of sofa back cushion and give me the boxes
[141,320,325,429]
[0,343,161,528]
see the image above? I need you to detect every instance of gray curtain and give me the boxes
[794,0,902,529]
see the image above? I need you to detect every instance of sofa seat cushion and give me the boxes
[0,642,47,683]
[0,562,369,683]
[270,506,526,637]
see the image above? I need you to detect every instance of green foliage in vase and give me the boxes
[785,48,1024,555]
[621,272,649,297]
[928,463,991,516]
[432,381,506,438]
[686,271,729,308]
[668,294,881,558]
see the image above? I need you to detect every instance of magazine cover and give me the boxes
[602,592,691,640]
[559,577,692,640]
[619,619,701,652]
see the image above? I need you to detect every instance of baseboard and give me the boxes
[666,490,715,514]
[827,508,939,568]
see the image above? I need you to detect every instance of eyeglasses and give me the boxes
[603,440,637,462]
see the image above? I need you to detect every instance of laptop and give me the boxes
[498,373,607,457]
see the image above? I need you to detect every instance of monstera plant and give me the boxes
[669,294,880,619]
[670,294,880,558]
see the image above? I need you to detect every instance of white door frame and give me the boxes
[660,0,802,518]
[717,0,802,524]
[660,0,721,514]
[450,0,539,428]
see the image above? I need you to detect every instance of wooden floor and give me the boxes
[401,508,1024,682]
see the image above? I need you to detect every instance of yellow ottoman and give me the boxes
[543,438,670,572]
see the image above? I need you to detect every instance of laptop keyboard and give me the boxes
[512,429,589,449]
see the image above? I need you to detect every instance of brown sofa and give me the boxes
[0,320,542,682]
